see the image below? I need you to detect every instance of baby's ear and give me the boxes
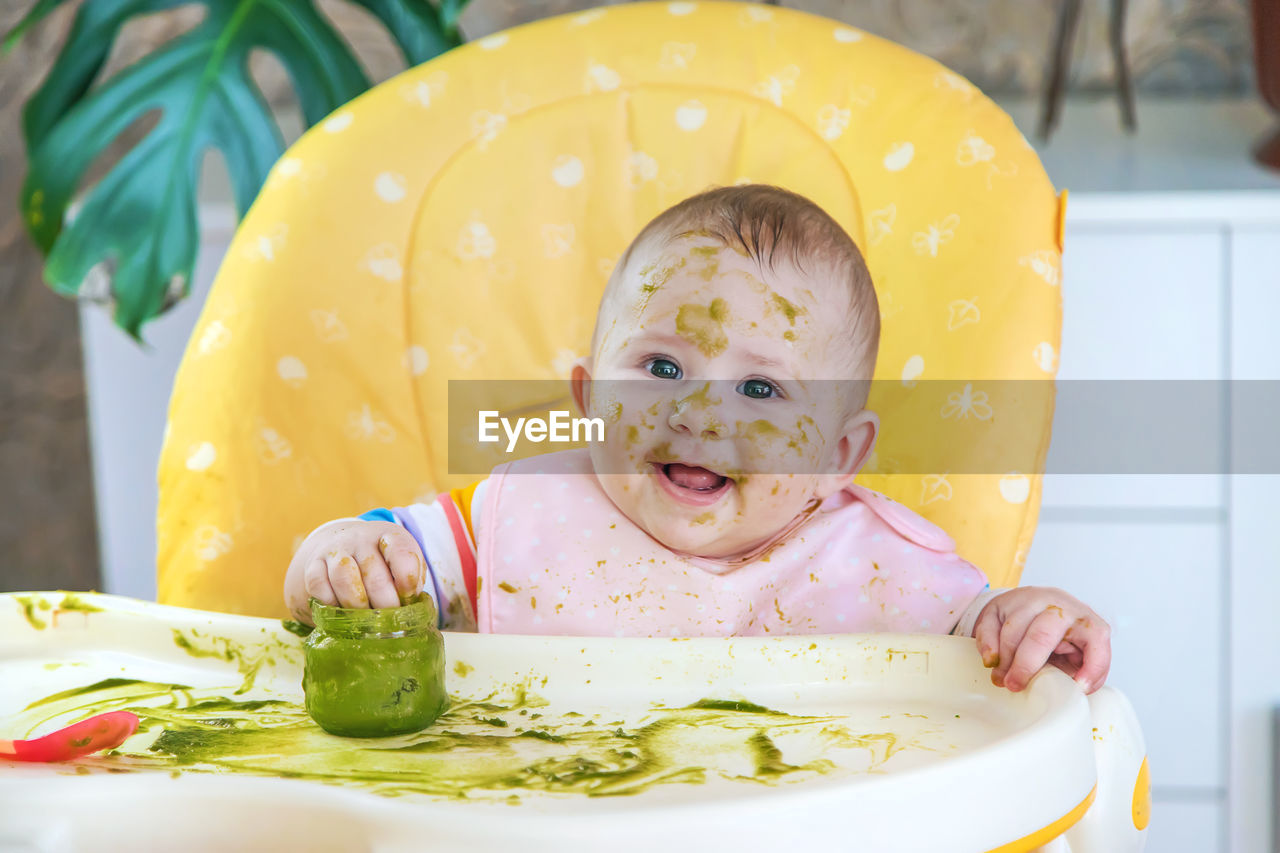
[815,409,879,499]
[570,358,593,416]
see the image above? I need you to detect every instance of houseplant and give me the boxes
[5,0,469,338]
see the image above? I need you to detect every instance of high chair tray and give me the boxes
[0,592,1095,852]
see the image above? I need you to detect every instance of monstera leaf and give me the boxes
[6,0,468,338]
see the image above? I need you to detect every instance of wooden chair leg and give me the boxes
[1111,0,1138,131]
[1038,0,1084,141]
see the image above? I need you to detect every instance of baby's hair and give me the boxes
[606,184,880,380]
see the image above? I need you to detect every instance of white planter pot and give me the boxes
[78,205,236,600]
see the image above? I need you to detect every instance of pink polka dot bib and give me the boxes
[474,449,987,637]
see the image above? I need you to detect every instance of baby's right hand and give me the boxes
[283,520,426,623]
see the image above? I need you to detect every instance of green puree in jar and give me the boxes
[303,596,448,737]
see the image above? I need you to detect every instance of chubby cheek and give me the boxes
[593,471,647,515]
[731,412,828,474]
[608,406,666,473]
[739,475,809,516]
[591,431,647,479]
[585,389,666,472]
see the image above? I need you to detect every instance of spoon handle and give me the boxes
[1,711,140,762]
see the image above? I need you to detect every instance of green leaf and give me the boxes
[439,0,465,34]
[349,0,459,65]
[13,1,188,147]
[15,0,469,339]
[2,0,66,53]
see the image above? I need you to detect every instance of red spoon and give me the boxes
[0,711,140,762]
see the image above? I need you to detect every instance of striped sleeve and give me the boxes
[360,480,487,632]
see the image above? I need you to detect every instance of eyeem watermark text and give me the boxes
[478,410,605,453]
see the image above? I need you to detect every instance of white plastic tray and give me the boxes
[0,592,1096,852]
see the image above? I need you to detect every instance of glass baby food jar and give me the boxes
[303,596,447,737]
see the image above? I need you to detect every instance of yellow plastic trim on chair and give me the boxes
[158,1,1063,618]
[986,785,1096,853]
[1131,756,1151,830]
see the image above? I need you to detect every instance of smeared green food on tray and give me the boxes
[682,698,786,715]
[6,601,938,801]
[14,594,51,630]
[13,592,103,630]
[56,594,102,614]
[11,678,915,801]
[170,628,302,695]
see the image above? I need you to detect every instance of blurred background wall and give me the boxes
[465,0,1255,94]
[0,0,1258,593]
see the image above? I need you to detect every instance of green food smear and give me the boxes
[170,628,302,695]
[769,292,805,325]
[280,620,314,639]
[690,246,720,281]
[14,595,50,630]
[682,381,721,410]
[638,257,686,295]
[740,419,783,442]
[675,299,730,358]
[57,593,102,614]
[12,676,903,802]
[13,593,104,630]
[683,698,787,715]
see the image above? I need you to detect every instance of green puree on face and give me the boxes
[302,596,448,738]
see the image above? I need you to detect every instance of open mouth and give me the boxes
[652,462,733,506]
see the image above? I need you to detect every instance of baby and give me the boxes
[284,185,1110,695]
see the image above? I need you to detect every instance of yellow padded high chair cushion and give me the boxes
[158,1,1064,618]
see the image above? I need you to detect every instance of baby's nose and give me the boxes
[669,386,726,439]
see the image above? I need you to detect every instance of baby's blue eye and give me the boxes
[738,379,777,399]
[648,358,681,379]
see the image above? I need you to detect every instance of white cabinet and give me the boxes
[1023,206,1280,853]
[1227,228,1280,853]
[1041,226,1227,511]
[1056,228,1224,381]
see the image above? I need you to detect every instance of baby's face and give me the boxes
[579,238,876,559]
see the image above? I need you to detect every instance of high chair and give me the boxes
[146,2,1148,848]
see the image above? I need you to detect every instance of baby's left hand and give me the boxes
[973,586,1111,694]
